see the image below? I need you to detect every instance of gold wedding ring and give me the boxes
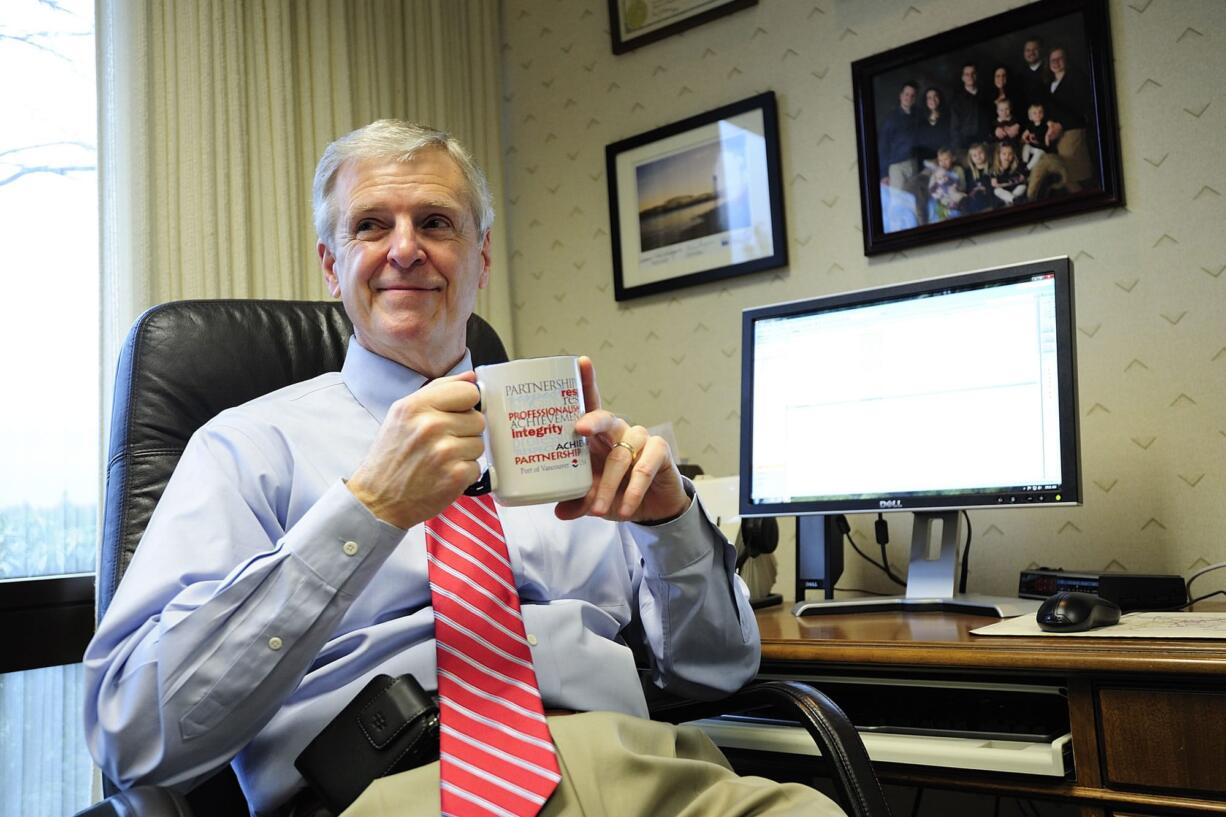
[613,440,639,462]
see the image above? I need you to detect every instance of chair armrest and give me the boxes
[73,786,193,817]
[743,680,891,817]
[648,679,892,817]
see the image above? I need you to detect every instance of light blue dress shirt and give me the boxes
[84,338,760,815]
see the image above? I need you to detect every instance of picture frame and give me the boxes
[608,0,757,55]
[606,91,787,302]
[852,0,1123,256]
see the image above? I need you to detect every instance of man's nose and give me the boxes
[388,221,425,268]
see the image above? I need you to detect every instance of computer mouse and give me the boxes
[1036,591,1122,632]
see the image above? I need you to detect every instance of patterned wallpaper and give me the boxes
[498,0,1225,599]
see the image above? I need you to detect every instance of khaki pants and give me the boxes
[1027,127,1093,200]
[1057,127,1093,186]
[341,712,845,817]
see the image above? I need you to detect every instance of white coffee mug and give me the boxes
[474,356,593,506]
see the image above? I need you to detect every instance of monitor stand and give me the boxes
[792,511,1040,619]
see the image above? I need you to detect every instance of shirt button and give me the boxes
[526,634,538,646]
[342,541,359,556]
[268,636,284,651]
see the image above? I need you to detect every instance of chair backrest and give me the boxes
[98,299,509,620]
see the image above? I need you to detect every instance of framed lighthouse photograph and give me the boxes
[605,91,787,301]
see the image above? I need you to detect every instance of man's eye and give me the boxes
[422,215,452,230]
[355,219,381,234]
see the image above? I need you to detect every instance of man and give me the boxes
[84,120,844,817]
[1028,45,1095,199]
[949,62,994,152]
[1017,36,1046,111]
[877,80,922,230]
[1043,46,1094,180]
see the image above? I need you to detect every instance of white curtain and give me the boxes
[97,0,513,407]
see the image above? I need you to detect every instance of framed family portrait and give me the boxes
[605,91,787,302]
[608,0,757,55]
[852,0,1123,256]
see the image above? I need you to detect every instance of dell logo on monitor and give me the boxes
[878,499,903,509]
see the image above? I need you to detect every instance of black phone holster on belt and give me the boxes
[294,673,440,814]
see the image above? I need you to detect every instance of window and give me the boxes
[1,0,98,581]
[0,0,99,813]
[0,665,92,817]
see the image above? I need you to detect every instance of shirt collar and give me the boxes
[340,336,473,424]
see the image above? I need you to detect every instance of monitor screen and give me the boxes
[739,257,1080,518]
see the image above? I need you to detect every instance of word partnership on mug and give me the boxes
[475,356,593,506]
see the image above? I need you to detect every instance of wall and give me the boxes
[499,0,1226,599]
[98,0,515,451]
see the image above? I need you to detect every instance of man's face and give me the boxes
[318,151,491,377]
[899,85,917,111]
[1049,49,1066,76]
[1024,41,1041,66]
[961,66,977,89]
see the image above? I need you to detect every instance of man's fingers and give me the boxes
[553,488,596,521]
[591,425,649,517]
[416,375,480,412]
[397,401,484,441]
[578,356,601,414]
[575,408,623,442]
[449,435,487,463]
[448,459,483,497]
[557,414,634,520]
[617,437,668,518]
[447,408,486,438]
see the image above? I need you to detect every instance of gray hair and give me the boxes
[312,120,494,250]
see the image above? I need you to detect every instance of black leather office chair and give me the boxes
[80,299,888,817]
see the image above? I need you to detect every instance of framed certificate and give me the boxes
[608,0,757,55]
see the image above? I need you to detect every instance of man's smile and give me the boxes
[376,281,441,292]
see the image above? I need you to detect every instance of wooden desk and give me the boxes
[750,607,1226,817]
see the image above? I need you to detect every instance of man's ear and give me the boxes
[477,230,492,290]
[318,241,341,297]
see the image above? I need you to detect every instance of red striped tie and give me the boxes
[424,494,561,817]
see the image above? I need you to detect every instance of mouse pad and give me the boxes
[972,612,1226,638]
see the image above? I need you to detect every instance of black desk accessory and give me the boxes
[1036,591,1122,632]
[1019,568,1187,611]
[794,515,845,604]
[738,516,782,609]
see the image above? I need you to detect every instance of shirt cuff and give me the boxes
[287,480,408,593]
[627,480,726,577]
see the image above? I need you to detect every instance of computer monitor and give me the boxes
[739,257,1081,617]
